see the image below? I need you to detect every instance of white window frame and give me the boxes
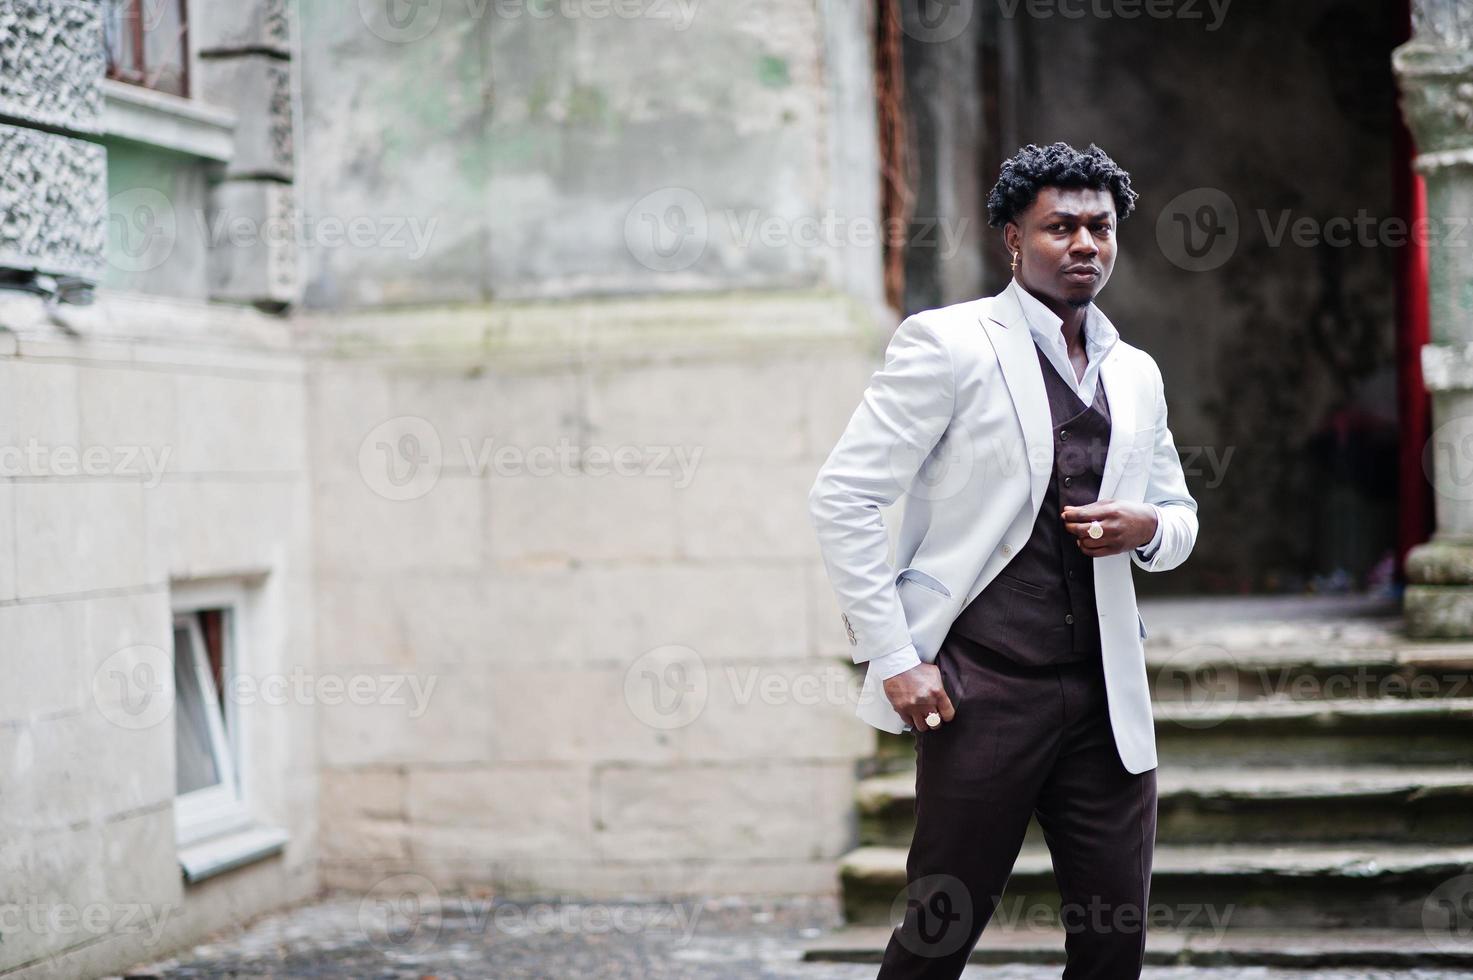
[172,580,251,847]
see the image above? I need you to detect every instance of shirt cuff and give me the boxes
[1136,504,1164,559]
[870,646,923,680]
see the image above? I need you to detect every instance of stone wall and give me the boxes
[0,293,318,978]
[294,1,890,898]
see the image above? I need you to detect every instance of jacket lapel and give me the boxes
[980,290,1052,519]
[1096,352,1136,502]
[981,286,1138,513]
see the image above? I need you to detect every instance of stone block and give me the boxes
[406,766,594,857]
[593,762,854,861]
[313,474,482,574]
[0,0,104,133]
[673,460,818,560]
[585,358,807,463]
[14,481,147,598]
[206,179,298,306]
[0,124,107,280]
[487,470,677,563]
[194,54,294,179]
[192,0,291,56]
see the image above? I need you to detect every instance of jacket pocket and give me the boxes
[996,569,1046,599]
[896,566,952,599]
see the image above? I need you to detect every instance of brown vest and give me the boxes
[946,340,1112,665]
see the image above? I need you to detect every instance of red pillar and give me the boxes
[1394,0,1433,579]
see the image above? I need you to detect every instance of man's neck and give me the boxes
[1020,281,1090,353]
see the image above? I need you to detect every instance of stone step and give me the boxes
[801,924,1473,968]
[838,843,1473,931]
[870,696,1473,771]
[856,766,1473,848]
[1155,696,1473,767]
[1144,653,1473,701]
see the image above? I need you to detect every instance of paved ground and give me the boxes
[113,894,1469,979]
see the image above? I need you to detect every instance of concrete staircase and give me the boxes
[804,595,1473,968]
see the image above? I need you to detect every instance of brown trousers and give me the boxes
[876,633,1158,979]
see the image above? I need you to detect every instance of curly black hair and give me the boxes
[985,142,1139,228]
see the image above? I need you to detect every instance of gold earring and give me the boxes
[1010,251,1019,273]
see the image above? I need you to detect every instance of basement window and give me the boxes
[173,604,246,843]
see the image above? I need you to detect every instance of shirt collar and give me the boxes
[1006,275,1119,359]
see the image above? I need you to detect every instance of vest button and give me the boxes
[1065,613,1075,624]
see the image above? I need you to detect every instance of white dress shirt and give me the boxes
[869,278,1163,681]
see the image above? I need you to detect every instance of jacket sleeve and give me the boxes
[807,313,955,666]
[1130,356,1199,573]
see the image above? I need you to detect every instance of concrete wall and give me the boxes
[0,293,318,978]
[305,292,879,896]
[294,1,889,897]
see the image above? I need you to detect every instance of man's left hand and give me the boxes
[1062,499,1157,557]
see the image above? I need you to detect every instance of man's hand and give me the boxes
[882,663,956,732]
[1062,498,1157,557]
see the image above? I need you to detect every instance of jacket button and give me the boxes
[1065,613,1075,624]
[1063,476,1072,487]
[1060,430,1070,441]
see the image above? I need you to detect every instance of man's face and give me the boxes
[1007,185,1118,309]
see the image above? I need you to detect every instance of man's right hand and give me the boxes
[882,663,956,732]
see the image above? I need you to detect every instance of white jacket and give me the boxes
[807,279,1198,774]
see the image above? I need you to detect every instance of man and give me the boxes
[807,142,1198,978]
